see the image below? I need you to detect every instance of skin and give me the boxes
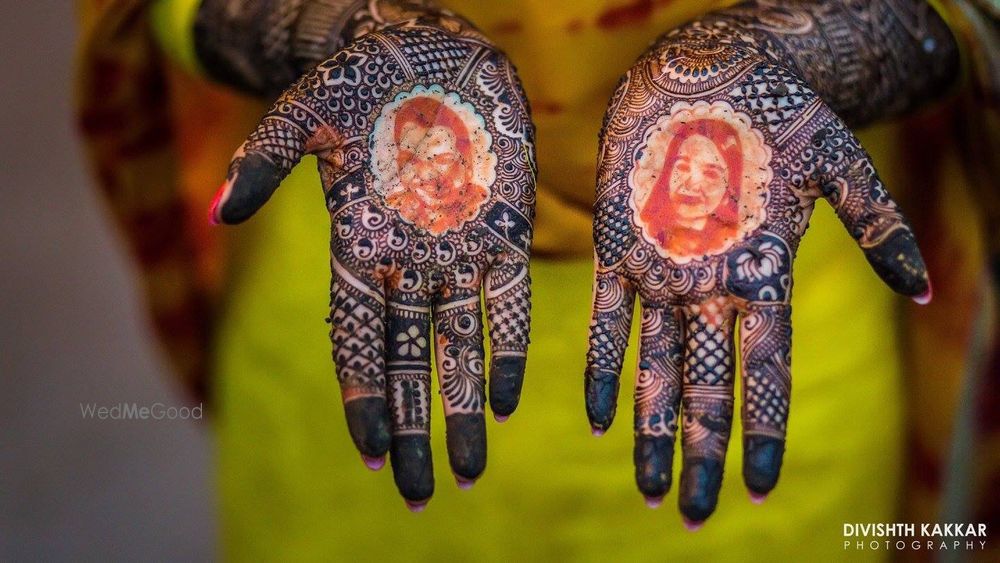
[198,0,535,509]
[587,0,958,526]
[670,135,729,228]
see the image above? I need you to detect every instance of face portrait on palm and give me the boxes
[397,124,465,199]
[373,88,496,236]
[668,134,732,226]
[630,101,770,263]
[652,121,741,256]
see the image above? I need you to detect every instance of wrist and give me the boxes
[703,0,958,126]
[194,0,306,96]
[193,0,480,97]
[293,0,483,72]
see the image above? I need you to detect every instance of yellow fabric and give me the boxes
[151,0,910,559]
[151,0,202,76]
[214,155,904,561]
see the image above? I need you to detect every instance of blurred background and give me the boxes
[4,0,997,561]
[1,1,214,559]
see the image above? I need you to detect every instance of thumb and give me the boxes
[810,110,931,303]
[209,101,313,225]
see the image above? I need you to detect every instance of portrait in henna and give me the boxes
[586,0,957,526]
[204,10,536,509]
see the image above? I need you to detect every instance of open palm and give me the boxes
[585,13,935,525]
[210,21,535,509]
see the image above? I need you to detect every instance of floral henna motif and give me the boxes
[206,11,535,506]
[587,0,957,524]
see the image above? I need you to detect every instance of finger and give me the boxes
[633,304,684,504]
[385,296,434,503]
[484,253,531,419]
[678,300,736,524]
[585,269,636,433]
[433,289,488,482]
[210,91,334,225]
[739,303,792,499]
[810,111,930,299]
[329,260,391,458]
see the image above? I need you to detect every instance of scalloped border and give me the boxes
[369,84,497,234]
[628,100,773,263]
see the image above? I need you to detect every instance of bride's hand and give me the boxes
[210,22,535,509]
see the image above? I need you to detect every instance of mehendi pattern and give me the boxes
[586,0,957,524]
[205,8,535,506]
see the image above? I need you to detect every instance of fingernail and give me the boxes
[683,517,704,532]
[644,495,664,509]
[591,427,605,437]
[749,491,767,505]
[912,279,933,305]
[494,414,509,423]
[456,476,476,490]
[208,182,227,226]
[405,500,428,513]
[361,454,385,471]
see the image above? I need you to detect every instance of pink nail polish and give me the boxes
[591,427,605,437]
[912,279,933,305]
[361,454,385,471]
[683,518,704,532]
[456,476,475,490]
[405,500,428,513]
[494,414,509,423]
[749,491,767,505]
[644,495,664,509]
[208,182,227,226]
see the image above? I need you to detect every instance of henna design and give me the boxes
[739,302,792,494]
[585,270,635,429]
[195,0,485,97]
[205,9,535,505]
[434,290,488,479]
[587,0,957,523]
[633,305,684,501]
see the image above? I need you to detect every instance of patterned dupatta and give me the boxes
[76,0,218,401]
